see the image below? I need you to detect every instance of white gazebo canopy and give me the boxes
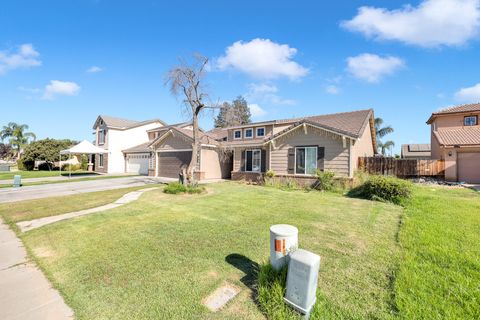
[60,140,108,155]
[60,140,107,177]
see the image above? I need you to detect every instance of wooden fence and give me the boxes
[358,157,445,177]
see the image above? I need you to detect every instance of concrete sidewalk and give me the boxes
[0,219,73,320]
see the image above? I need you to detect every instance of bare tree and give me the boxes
[165,54,215,184]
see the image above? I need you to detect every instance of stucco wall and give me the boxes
[434,112,480,129]
[200,148,223,179]
[351,123,374,170]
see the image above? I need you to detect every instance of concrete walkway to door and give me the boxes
[0,219,73,320]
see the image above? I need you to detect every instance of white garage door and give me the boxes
[126,154,149,175]
[458,152,480,183]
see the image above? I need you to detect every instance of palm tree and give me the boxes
[0,122,36,158]
[375,118,395,156]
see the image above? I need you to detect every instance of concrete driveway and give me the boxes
[0,176,161,203]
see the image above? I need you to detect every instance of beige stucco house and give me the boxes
[427,103,480,183]
[94,109,377,181]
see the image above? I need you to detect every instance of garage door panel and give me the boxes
[127,154,149,175]
[158,151,192,178]
[458,152,480,183]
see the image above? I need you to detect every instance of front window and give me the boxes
[99,154,104,167]
[256,127,265,137]
[295,147,317,175]
[244,128,253,139]
[234,130,242,139]
[464,116,478,126]
[98,129,106,145]
[245,149,261,172]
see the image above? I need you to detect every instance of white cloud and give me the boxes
[86,66,103,73]
[246,83,296,106]
[249,103,267,117]
[325,85,340,94]
[42,80,81,100]
[17,86,41,94]
[0,43,41,75]
[342,0,480,47]
[217,38,309,80]
[455,83,480,102]
[346,53,404,83]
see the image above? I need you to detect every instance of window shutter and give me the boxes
[317,146,325,171]
[261,149,267,172]
[241,150,246,172]
[287,148,295,174]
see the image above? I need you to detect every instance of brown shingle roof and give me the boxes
[122,142,151,153]
[93,115,166,130]
[401,144,431,158]
[434,127,480,146]
[427,103,480,123]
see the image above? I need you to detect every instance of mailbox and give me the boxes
[284,249,320,316]
[13,175,21,188]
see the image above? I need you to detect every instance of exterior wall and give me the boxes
[94,153,108,173]
[430,129,443,160]
[228,124,274,141]
[434,112,480,129]
[200,148,223,179]
[269,126,350,177]
[156,133,192,150]
[351,123,375,170]
[443,147,480,182]
[95,121,163,174]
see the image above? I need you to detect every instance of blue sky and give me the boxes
[1,0,480,154]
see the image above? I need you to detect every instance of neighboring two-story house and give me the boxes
[93,108,377,182]
[427,103,480,183]
[92,115,166,174]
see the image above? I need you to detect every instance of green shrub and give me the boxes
[313,170,335,191]
[38,162,55,171]
[61,163,82,171]
[164,182,205,194]
[20,159,34,171]
[350,175,413,205]
[265,169,276,179]
[80,155,88,170]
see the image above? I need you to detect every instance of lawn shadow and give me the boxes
[225,253,259,291]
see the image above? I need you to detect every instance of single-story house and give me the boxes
[427,103,480,183]
[104,108,377,182]
[401,144,431,159]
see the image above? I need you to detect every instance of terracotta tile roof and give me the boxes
[434,127,480,146]
[427,103,480,123]
[434,103,480,115]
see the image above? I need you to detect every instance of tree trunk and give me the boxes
[187,111,201,185]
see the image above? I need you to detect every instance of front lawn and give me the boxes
[0,170,94,180]
[395,186,480,319]
[0,185,161,223]
[19,182,402,319]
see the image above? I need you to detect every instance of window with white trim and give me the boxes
[99,154,104,167]
[256,127,265,137]
[98,129,106,145]
[245,149,261,172]
[244,128,253,139]
[464,116,478,126]
[234,130,242,139]
[295,147,317,175]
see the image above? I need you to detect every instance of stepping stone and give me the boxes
[203,283,240,312]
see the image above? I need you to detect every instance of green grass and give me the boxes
[0,185,162,223]
[0,170,93,180]
[0,174,137,189]
[17,182,402,319]
[394,186,480,319]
